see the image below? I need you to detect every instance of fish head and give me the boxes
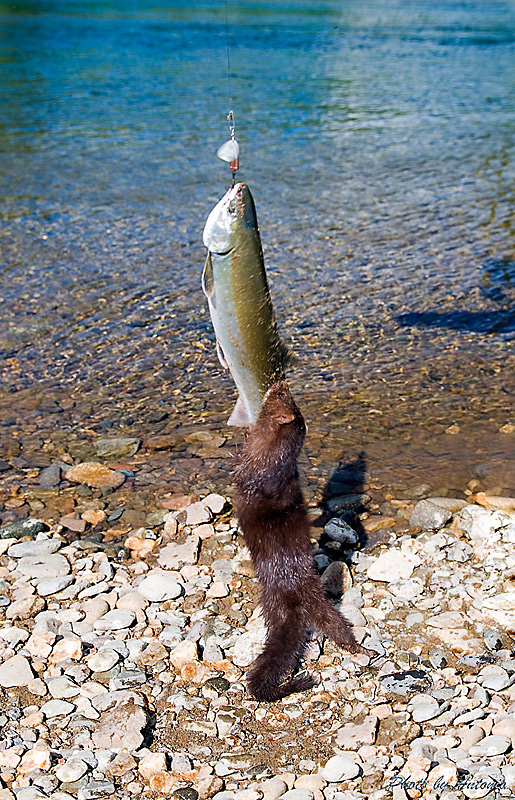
[203,182,257,254]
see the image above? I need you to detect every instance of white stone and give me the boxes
[55,759,89,783]
[87,649,120,673]
[36,576,74,596]
[17,553,70,579]
[0,654,34,687]
[93,609,135,631]
[320,755,360,781]
[366,550,421,582]
[137,572,182,602]
[469,735,511,757]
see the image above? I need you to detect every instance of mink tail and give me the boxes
[247,608,317,702]
[311,588,376,657]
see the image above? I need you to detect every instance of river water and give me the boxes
[1,0,514,503]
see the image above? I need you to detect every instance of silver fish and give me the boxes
[202,182,290,426]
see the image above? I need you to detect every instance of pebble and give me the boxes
[324,518,359,546]
[367,550,420,582]
[469,735,511,757]
[157,534,200,569]
[0,519,48,539]
[137,572,182,602]
[40,699,76,717]
[65,462,126,489]
[55,760,89,783]
[17,553,70,579]
[36,576,74,596]
[484,629,503,651]
[320,755,360,781]
[277,792,313,800]
[93,438,141,459]
[410,498,460,529]
[428,647,448,669]
[86,649,120,672]
[0,654,34,687]
[93,609,136,631]
[0,493,514,800]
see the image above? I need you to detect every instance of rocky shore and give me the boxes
[0,455,515,800]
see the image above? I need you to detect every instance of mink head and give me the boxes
[261,381,304,427]
[235,382,306,497]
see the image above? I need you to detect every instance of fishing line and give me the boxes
[217,0,240,183]
[224,0,233,126]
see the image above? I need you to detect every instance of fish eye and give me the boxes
[228,203,236,214]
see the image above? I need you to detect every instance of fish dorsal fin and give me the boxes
[228,395,252,427]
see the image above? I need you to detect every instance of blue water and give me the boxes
[0,0,514,493]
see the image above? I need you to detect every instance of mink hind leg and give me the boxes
[310,586,375,657]
[247,607,316,702]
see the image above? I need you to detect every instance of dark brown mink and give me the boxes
[234,380,374,702]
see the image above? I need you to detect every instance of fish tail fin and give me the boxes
[228,396,253,427]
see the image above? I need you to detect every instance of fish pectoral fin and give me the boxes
[216,341,229,369]
[228,395,252,427]
[202,252,215,302]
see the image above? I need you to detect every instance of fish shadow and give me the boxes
[398,259,515,335]
[397,309,515,335]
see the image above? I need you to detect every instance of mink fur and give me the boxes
[234,380,373,702]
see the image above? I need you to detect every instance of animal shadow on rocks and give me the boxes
[313,451,369,586]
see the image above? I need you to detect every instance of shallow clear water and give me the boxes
[1,0,514,498]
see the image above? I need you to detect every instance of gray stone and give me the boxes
[80,781,115,799]
[367,550,420,582]
[484,629,503,651]
[410,498,459,529]
[36,576,74,597]
[446,541,473,562]
[0,519,48,540]
[137,572,182,602]
[333,716,378,749]
[17,553,70,580]
[277,792,313,800]
[0,654,34,687]
[411,701,441,722]
[324,518,359,546]
[321,754,361,782]
[94,438,140,459]
[203,637,224,663]
[429,648,448,669]
[478,665,512,691]
[321,561,353,597]
[211,559,234,582]
[326,493,370,512]
[38,464,62,487]
[380,669,431,696]
[93,609,135,631]
[14,790,48,800]
[8,539,62,557]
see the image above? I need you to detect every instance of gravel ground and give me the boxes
[0,458,515,800]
